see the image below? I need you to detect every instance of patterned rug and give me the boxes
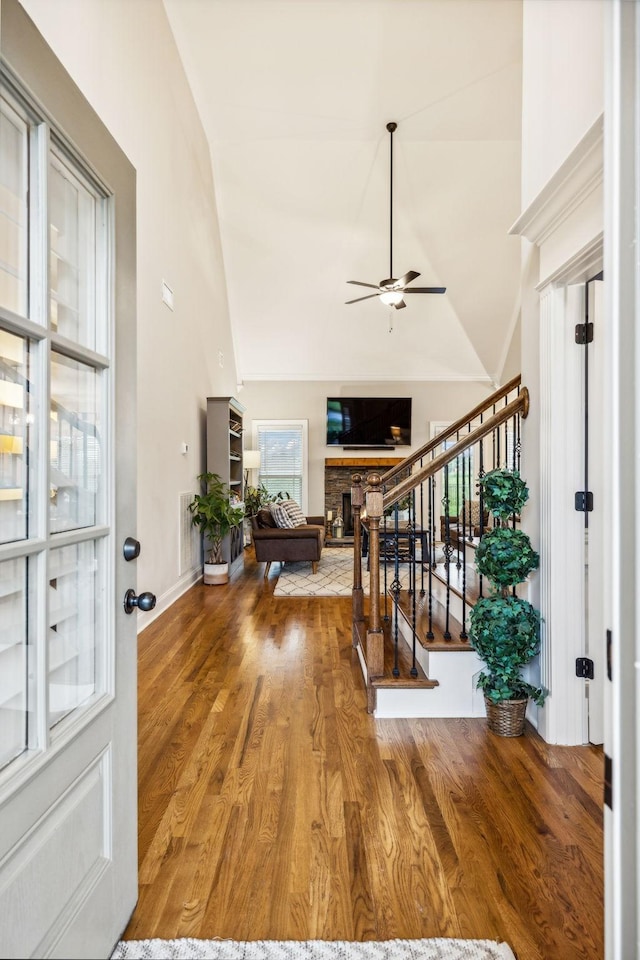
[272,547,420,598]
[273,547,366,597]
[111,938,516,959]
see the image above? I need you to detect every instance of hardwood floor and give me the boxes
[123,548,604,960]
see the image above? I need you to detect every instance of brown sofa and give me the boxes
[250,509,325,577]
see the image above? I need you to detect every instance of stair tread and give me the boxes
[373,618,439,688]
[393,588,475,652]
[354,612,439,689]
[427,557,482,603]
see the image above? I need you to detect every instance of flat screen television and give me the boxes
[326,397,412,448]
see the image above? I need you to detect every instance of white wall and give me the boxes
[239,379,493,515]
[18,0,239,613]
[516,0,604,745]
[521,0,604,209]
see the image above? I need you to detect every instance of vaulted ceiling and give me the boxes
[164,0,523,385]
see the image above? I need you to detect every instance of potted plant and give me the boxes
[188,472,245,584]
[244,482,272,518]
[243,482,274,546]
[469,468,546,736]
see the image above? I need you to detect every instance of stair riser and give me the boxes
[382,610,486,718]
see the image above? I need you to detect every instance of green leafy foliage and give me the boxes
[469,596,545,705]
[244,483,273,517]
[475,527,539,587]
[188,472,245,564]
[468,468,547,707]
[479,468,529,520]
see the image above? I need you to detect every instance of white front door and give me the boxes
[0,3,142,957]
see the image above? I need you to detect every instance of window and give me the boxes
[431,422,475,517]
[252,420,308,512]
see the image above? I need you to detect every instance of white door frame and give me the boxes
[603,1,639,956]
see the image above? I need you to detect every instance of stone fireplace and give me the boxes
[324,457,404,537]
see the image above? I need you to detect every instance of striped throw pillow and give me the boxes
[280,499,306,527]
[269,501,296,529]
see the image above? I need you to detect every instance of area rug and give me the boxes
[273,547,367,597]
[110,938,516,959]
[273,547,419,598]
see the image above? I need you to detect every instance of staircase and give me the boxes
[349,375,529,716]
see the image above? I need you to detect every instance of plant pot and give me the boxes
[484,696,528,737]
[203,561,229,585]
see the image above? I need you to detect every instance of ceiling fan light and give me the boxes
[379,290,404,306]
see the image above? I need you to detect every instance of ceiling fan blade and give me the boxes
[347,280,381,290]
[394,299,407,310]
[396,270,420,287]
[404,286,447,294]
[345,293,381,304]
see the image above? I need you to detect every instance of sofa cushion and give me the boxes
[280,499,306,527]
[269,501,296,528]
[256,508,277,529]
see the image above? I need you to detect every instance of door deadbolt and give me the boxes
[123,537,141,561]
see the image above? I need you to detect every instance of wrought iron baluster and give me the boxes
[442,462,452,640]
[478,426,485,599]
[426,475,434,640]
[460,447,468,639]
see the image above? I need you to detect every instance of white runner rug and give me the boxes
[111,937,516,959]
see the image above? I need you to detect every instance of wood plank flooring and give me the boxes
[123,548,604,959]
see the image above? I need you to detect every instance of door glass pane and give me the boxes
[0,557,27,769]
[0,97,28,316]
[50,352,101,533]
[49,540,100,728]
[0,331,30,543]
[49,153,97,349]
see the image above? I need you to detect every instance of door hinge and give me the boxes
[575,322,594,344]
[604,754,612,810]
[576,657,595,679]
[575,491,594,512]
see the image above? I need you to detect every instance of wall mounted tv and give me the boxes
[326,397,412,448]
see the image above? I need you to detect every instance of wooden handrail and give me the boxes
[380,374,522,485]
[381,388,529,511]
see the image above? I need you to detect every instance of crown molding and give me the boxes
[509,115,603,246]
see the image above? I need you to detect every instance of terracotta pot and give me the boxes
[203,562,229,585]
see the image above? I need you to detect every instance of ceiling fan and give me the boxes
[346,121,446,311]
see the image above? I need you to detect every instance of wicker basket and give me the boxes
[484,696,528,737]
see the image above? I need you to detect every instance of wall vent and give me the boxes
[179,492,199,576]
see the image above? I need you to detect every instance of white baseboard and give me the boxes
[136,567,202,632]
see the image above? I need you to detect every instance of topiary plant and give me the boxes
[475,527,539,586]
[479,467,529,520]
[468,468,546,716]
[470,595,545,705]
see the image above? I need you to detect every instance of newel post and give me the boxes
[351,474,364,647]
[365,473,384,685]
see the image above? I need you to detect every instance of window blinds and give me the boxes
[256,423,304,505]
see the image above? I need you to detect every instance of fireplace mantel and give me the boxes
[324,457,403,468]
